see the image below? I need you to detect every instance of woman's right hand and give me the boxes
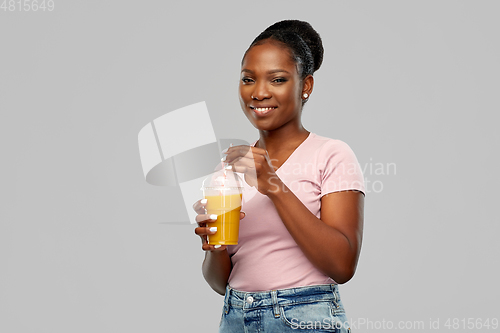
[193,198,245,252]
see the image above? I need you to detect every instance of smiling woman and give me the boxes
[193,20,365,333]
[240,42,309,131]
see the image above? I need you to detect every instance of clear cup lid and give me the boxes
[201,165,243,189]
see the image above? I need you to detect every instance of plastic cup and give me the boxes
[202,167,243,245]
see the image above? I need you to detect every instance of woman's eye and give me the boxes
[241,77,254,84]
[272,78,287,83]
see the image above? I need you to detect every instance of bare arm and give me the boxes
[268,188,364,283]
[202,250,232,295]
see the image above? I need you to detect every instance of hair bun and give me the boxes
[264,20,324,72]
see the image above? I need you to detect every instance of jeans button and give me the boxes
[246,296,254,304]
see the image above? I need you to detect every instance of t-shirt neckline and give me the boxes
[252,132,313,173]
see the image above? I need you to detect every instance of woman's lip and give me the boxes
[250,106,276,116]
[249,106,278,111]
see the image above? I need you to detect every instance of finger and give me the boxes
[228,155,258,169]
[192,198,208,215]
[195,213,218,224]
[194,226,207,245]
[225,146,257,163]
[240,211,246,220]
[226,145,267,158]
[234,149,268,164]
[194,226,219,237]
[229,156,262,176]
[230,164,252,174]
[225,147,269,173]
[202,243,228,252]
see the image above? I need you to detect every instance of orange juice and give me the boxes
[205,193,242,245]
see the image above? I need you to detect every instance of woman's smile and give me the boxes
[249,105,277,117]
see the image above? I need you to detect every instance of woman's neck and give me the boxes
[257,126,310,154]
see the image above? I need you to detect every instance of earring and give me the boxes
[303,93,309,99]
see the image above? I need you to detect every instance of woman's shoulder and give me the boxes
[307,133,355,155]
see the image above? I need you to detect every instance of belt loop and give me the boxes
[271,290,280,318]
[331,284,340,308]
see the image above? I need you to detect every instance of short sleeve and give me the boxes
[319,140,365,197]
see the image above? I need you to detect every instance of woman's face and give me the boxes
[239,40,307,132]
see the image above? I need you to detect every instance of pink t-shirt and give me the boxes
[227,133,365,292]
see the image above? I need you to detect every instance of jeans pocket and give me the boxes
[280,301,344,332]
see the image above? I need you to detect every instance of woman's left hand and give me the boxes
[224,145,283,196]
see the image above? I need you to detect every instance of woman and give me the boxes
[194,20,364,332]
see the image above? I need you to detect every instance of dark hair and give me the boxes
[243,20,324,80]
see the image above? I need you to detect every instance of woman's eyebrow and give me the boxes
[267,69,290,74]
[241,69,290,74]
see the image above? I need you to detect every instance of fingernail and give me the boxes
[221,155,227,162]
[201,199,207,204]
[214,245,221,249]
[210,214,218,220]
[209,227,217,232]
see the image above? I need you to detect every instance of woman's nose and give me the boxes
[251,82,271,100]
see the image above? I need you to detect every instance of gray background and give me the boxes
[1,0,498,332]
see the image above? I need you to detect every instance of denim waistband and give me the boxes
[224,284,341,316]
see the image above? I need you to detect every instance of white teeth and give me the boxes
[254,107,274,111]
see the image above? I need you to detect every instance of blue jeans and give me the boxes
[219,284,351,332]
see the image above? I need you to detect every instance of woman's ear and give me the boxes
[302,75,314,98]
